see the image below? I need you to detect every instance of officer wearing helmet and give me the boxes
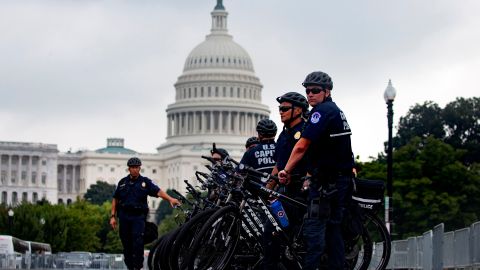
[210,143,230,163]
[239,119,277,178]
[245,136,260,151]
[279,71,354,270]
[110,157,181,270]
[262,92,310,269]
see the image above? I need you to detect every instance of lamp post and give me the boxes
[384,79,396,234]
[8,208,14,235]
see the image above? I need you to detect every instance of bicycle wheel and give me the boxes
[351,212,391,270]
[186,205,241,270]
[169,208,218,270]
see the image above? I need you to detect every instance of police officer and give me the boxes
[245,136,260,151]
[279,71,354,270]
[270,92,309,195]
[110,157,181,270]
[210,143,230,163]
[263,92,310,270]
[239,119,277,177]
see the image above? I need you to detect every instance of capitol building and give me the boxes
[0,1,270,211]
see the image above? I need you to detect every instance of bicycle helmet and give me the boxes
[210,143,230,159]
[127,157,142,167]
[276,92,309,111]
[256,119,277,137]
[302,71,333,90]
[245,136,260,149]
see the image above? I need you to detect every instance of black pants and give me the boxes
[119,215,145,269]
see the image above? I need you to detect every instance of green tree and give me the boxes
[84,181,116,205]
[393,101,445,148]
[63,200,103,251]
[391,137,479,238]
[103,230,123,253]
[443,97,480,165]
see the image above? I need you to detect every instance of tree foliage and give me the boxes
[84,181,116,205]
[359,96,480,239]
[394,97,479,165]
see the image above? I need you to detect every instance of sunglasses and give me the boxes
[305,88,325,95]
[278,106,293,112]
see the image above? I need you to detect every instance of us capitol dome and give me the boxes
[157,0,270,188]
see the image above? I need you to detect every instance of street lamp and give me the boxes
[384,79,396,234]
[8,208,14,235]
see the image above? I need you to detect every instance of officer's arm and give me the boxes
[284,137,311,174]
[110,198,117,230]
[157,189,181,208]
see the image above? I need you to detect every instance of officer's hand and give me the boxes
[278,170,291,185]
[265,179,277,190]
[302,179,311,191]
[110,217,117,230]
[169,198,181,208]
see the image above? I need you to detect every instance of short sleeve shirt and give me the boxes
[275,121,308,177]
[302,97,354,172]
[113,175,160,210]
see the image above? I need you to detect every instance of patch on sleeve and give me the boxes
[310,112,321,124]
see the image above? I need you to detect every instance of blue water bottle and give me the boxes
[270,199,289,228]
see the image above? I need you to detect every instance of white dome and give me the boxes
[184,35,254,72]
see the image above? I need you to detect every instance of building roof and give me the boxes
[95,138,137,155]
[95,146,137,155]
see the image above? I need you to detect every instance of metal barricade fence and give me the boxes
[0,253,141,269]
[472,221,480,267]
[453,227,471,268]
[443,230,455,268]
[385,221,480,269]
[421,231,433,270]
[432,223,444,270]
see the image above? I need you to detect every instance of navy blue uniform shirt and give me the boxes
[239,139,276,182]
[113,175,160,217]
[302,97,354,173]
[275,120,308,176]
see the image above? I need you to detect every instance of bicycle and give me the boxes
[183,160,391,270]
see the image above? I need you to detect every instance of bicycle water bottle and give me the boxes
[270,199,289,228]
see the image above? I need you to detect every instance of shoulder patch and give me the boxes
[310,112,321,124]
[294,131,301,140]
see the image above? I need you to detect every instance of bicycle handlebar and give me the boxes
[237,163,279,182]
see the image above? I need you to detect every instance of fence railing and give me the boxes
[0,253,142,269]
[387,221,480,269]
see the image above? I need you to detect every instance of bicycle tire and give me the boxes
[353,212,391,270]
[186,205,241,270]
[169,208,218,270]
[155,227,181,270]
[149,234,167,270]
[147,237,162,270]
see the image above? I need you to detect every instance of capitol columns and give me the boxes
[227,111,231,134]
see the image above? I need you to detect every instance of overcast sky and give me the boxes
[1,0,479,161]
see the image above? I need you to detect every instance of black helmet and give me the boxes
[256,119,277,137]
[245,136,260,149]
[210,143,229,159]
[276,92,309,111]
[302,71,333,90]
[127,157,142,167]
